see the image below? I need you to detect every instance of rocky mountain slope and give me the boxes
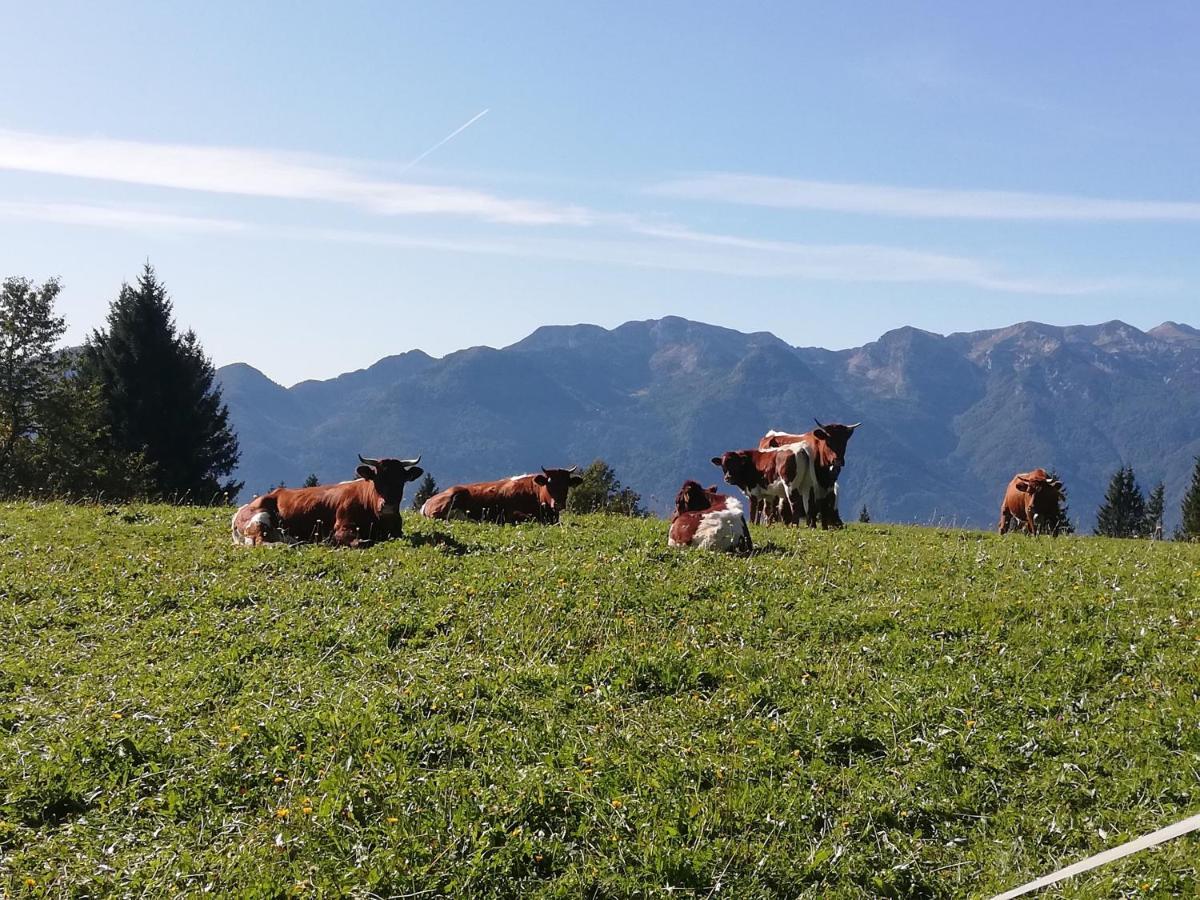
[217,317,1200,529]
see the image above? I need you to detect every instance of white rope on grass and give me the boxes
[992,812,1200,899]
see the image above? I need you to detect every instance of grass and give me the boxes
[1,502,1199,898]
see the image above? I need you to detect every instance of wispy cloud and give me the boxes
[625,224,1128,294]
[652,173,1200,221]
[0,129,589,226]
[0,199,1132,296]
[0,201,249,233]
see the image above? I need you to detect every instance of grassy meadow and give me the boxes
[2,502,1199,897]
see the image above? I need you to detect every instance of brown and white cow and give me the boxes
[232,455,424,547]
[710,444,814,523]
[998,468,1067,535]
[753,420,859,527]
[668,480,752,553]
[420,466,583,524]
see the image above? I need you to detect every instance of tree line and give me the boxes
[1094,463,1200,541]
[0,266,240,502]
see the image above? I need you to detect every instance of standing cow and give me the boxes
[998,469,1067,535]
[710,443,815,524]
[753,420,859,527]
[668,480,752,553]
[420,466,583,524]
[232,455,424,547]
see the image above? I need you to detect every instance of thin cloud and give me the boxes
[652,173,1200,221]
[0,199,1134,296]
[0,201,249,233]
[0,128,590,226]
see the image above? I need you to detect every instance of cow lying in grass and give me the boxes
[668,480,752,553]
[420,466,583,524]
[232,455,423,547]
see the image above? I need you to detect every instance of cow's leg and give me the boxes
[804,488,818,528]
[782,490,797,526]
[331,513,365,547]
[998,510,1013,534]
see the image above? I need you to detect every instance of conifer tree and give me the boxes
[566,459,644,516]
[1044,468,1074,535]
[30,352,155,498]
[83,264,240,502]
[1094,465,1147,538]
[1179,457,1200,541]
[303,473,320,488]
[1145,481,1165,539]
[0,276,66,488]
[411,472,438,510]
[858,505,870,523]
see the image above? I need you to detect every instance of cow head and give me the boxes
[533,466,583,513]
[674,480,712,517]
[711,451,761,491]
[1014,469,1067,531]
[812,419,861,469]
[356,455,424,511]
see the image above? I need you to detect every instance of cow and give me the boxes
[710,443,815,524]
[753,420,859,528]
[420,466,583,524]
[998,468,1067,535]
[668,480,752,553]
[231,455,424,547]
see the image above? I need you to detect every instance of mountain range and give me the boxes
[216,316,1200,530]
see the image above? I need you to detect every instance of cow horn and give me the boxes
[399,456,421,467]
[848,422,862,430]
[358,454,380,467]
[566,464,578,474]
[813,418,826,429]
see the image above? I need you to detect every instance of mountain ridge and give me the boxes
[217,316,1200,529]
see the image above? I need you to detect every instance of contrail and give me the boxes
[400,108,490,173]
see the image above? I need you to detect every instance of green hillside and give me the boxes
[3,505,1199,897]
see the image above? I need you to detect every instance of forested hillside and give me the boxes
[219,317,1200,528]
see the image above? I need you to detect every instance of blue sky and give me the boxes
[2,2,1198,384]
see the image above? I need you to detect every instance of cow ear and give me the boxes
[707,485,718,493]
[356,465,376,480]
[710,457,722,467]
[1014,480,1029,492]
[534,474,548,485]
[405,466,424,482]
[812,428,828,441]
[569,475,583,486]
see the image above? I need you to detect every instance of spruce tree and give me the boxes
[858,505,870,523]
[30,352,155,498]
[1179,457,1200,541]
[1145,481,1165,539]
[1094,465,1147,538]
[84,264,240,503]
[565,459,645,516]
[303,473,320,488]
[1045,468,1074,535]
[410,472,438,510]
[0,276,66,488]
